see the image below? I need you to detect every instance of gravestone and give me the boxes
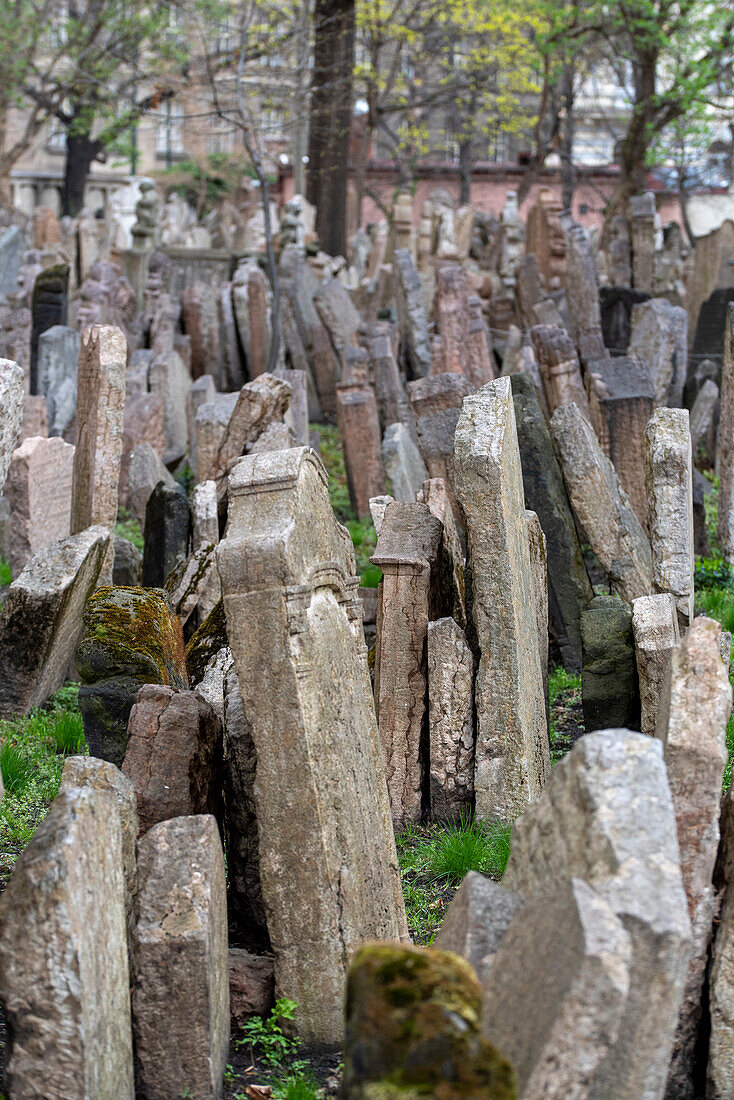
[454,377,549,821]
[629,297,687,408]
[118,392,165,507]
[600,286,651,355]
[30,263,69,392]
[708,784,734,1096]
[646,407,695,632]
[195,391,239,483]
[427,617,474,823]
[70,325,127,584]
[631,593,679,737]
[233,259,272,378]
[466,295,495,389]
[530,323,590,419]
[182,283,222,382]
[409,372,473,521]
[581,595,639,732]
[381,422,428,502]
[393,248,432,379]
[0,358,24,491]
[148,345,191,465]
[37,324,80,439]
[560,214,606,366]
[127,442,176,526]
[689,378,718,468]
[367,328,413,430]
[186,374,217,480]
[416,476,466,628]
[0,786,134,1099]
[210,373,291,500]
[217,447,408,1044]
[112,536,142,586]
[629,192,657,293]
[434,262,469,375]
[6,434,75,577]
[0,526,109,717]
[336,376,385,517]
[434,872,524,983]
[192,479,219,549]
[313,276,361,373]
[142,480,191,587]
[717,304,734,564]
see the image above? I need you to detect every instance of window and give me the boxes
[47,118,67,153]
[156,101,184,157]
[261,106,286,140]
[207,122,235,155]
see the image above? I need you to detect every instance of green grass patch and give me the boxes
[115,506,144,552]
[548,667,583,764]
[695,565,734,791]
[346,517,381,588]
[0,683,85,890]
[0,557,11,586]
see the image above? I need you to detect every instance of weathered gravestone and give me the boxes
[427,617,474,824]
[0,525,109,717]
[313,276,362,374]
[37,324,80,439]
[6,434,75,577]
[511,372,592,671]
[631,593,679,737]
[689,378,718,469]
[0,786,135,1099]
[76,586,188,767]
[552,402,653,603]
[133,815,229,1100]
[646,407,694,631]
[409,372,473,522]
[434,871,524,983]
[718,304,734,564]
[629,191,657,294]
[0,357,24,490]
[656,617,731,1099]
[581,595,640,732]
[381,421,428,502]
[232,259,272,379]
[454,376,549,821]
[70,325,127,584]
[217,447,408,1044]
[708,781,734,1097]
[434,261,469,375]
[336,374,385,517]
[210,372,291,500]
[559,213,606,367]
[29,263,69,392]
[502,729,692,1100]
[393,248,432,379]
[142,480,191,588]
[530,323,590,418]
[127,441,176,526]
[118,391,165,508]
[629,297,688,408]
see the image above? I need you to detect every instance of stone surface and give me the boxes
[560,215,606,366]
[689,377,718,469]
[0,358,24,491]
[581,595,639,732]
[482,877,631,1100]
[133,815,229,1100]
[232,259,271,378]
[526,509,549,727]
[629,192,657,294]
[427,617,474,824]
[709,783,734,1098]
[122,684,223,835]
[416,476,466,628]
[646,407,694,630]
[313,277,361,372]
[76,586,188,767]
[344,944,517,1100]
[717,304,734,563]
[367,329,413,430]
[381,421,428,503]
[142,480,191,587]
[503,729,692,1100]
[127,442,176,526]
[393,248,432,378]
[511,373,592,671]
[434,262,469,375]
[210,373,291,499]
[191,479,219,549]
[19,394,49,443]
[217,447,408,1044]
[37,324,80,439]
[148,346,191,464]
[434,871,524,983]
[454,377,549,821]
[228,949,275,1028]
[6,434,74,576]
[336,377,385,517]
[631,593,679,737]
[0,525,109,717]
[70,325,127,584]
[656,616,731,1099]
[530,323,590,417]
[186,374,217,480]
[552,402,653,603]
[371,501,446,830]
[118,392,165,507]
[629,297,687,408]
[0,786,134,1099]
[112,535,142,586]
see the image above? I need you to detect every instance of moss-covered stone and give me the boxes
[343,944,517,1100]
[185,599,227,687]
[76,586,188,766]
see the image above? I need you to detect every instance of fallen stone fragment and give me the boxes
[229,949,275,1028]
[434,871,523,982]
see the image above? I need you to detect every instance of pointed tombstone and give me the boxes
[629,297,688,408]
[655,617,731,1099]
[133,815,229,1100]
[0,525,109,717]
[371,501,445,830]
[631,593,679,737]
[336,375,385,517]
[369,493,393,537]
[646,407,694,631]
[0,786,134,1099]
[279,366,310,445]
[482,878,632,1100]
[454,377,549,822]
[510,373,592,672]
[70,325,127,584]
[0,357,24,490]
[6,434,75,577]
[434,872,524,983]
[393,248,432,379]
[148,345,191,465]
[217,447,408,1044]
[718,304,734,563]
[427,617,474,824]
[551,402,653,603]
[503,729,693,1100]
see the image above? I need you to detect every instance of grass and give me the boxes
[548,667,583,764]
[0,558,11,586]
[396,817,512,944]
[115,506,144,552]
[0,683,85,890]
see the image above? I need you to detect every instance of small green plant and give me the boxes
[237,998,304,1073]
[272,1072,319,1100]
[548,667,583,763]
[424,817,512,883]
[695,557,734,591]
[0,744,34,794]
[697,588,734,636]
[0,557,11,586]
[115,507,144,552]
[48,711,86,756]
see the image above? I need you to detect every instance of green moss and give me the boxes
[185,599,228,684]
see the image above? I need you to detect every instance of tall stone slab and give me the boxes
[717,304,734,564]
[629,192,656,293]
[454,377,549,821]
[689,377,718,469]
[142,480,191,588]
[232,259,271,378]
[434,262,469,375]
[371,502,445,829]
[581,595,639,733]
[656,617,731,1099]
[217,448,408,1044]
[37,324,80,439]
[629,297,688,408]
[148,346,191,465]
[415,476,466,627]
[366,327,413,430]
[210,373,291,500]
[192,478,219,549]
[313,276,361,373]
[409,372,473,521]
[30,263,69,391]
[186,374,217,480]
[0,357,24,491]
[645,407,694,630]
[133,815,229,1100]
[560,214,606,367]
[503,730,692,1100]
[511,373,592,671]
[530,324,590,418]
[709,785,734,1098]
[336,377,385,517]
[6,434,75,577]
[427,617,474,824]
[526,509,549,724]
[586,354,657,528]
[631,593,679,737]
[0,525,109,717]
[70,325,127,584]
[552,402,653,602]
[381,422,428,503]
[0,786,134,1099]
[393,248,432,379]
[466,295,495,389]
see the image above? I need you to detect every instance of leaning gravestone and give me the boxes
[717,304,734,564]
[0,786,134,1099]
[454,377,549,821]
[217,447,408,1045]
[0,525,109,717]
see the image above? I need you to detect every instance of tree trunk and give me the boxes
[459,137,472,205]
[61,129,102,217]
[602,50,657,245]
[559,63,576,211]
[306,0,355,257]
